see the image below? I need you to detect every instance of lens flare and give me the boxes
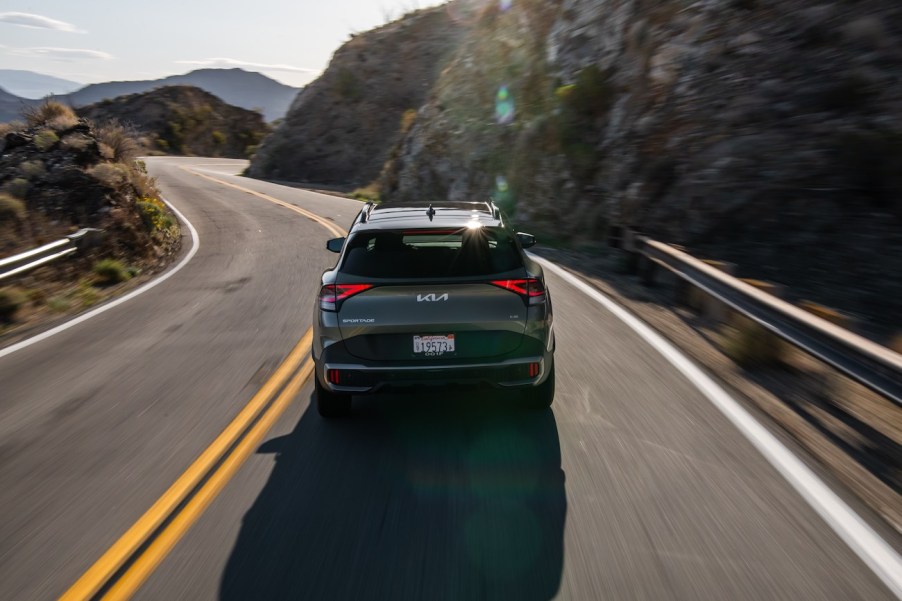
[495,85,515,124]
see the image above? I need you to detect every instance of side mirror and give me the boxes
[326,237,345,253]
[517,232,536,249]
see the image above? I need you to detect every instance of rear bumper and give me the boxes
[315,347,553,394]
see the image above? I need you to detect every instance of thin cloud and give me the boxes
[11,47,113,61]
[0,12,84,33]
[175,57,317,74]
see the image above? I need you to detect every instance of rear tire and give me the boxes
[525,366,555,409]
[316,377,351,418]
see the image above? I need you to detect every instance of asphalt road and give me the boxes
[0,157,897,600]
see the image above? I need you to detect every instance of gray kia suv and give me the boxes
[312,200,555,417]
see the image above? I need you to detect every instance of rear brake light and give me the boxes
[490,278,546,305]
[319,283,374,311]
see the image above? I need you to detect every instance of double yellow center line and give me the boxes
[62,167,344,600]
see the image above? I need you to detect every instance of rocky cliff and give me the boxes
[245,5,465,188]
[77,86,269,159]
[381,0,902,326]
[244,0,901,326]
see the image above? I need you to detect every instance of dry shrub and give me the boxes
[0,287,26,322]
[128,168,158,199]
[22,100,78,129]
[0,120,25,137]
[94,120,140,162]
[0,193,26,220]
[61,133,93,151]
[87,162,128,187]
[723,313,784,367]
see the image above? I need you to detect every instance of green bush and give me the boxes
[34,129,60,151]
[0,287,26,322]
[336,68,363,101]
[93,259,132,285]
[0,193,25,220]
[137,198,169,231]
[20,160,46,179]
[3,179,31,200]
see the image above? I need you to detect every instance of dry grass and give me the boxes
[0,120,25,137]
[87,162,128,188]
[22,100,78,130]
[94,120,141,163]
[0,193,26,220]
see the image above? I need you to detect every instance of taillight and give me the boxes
[319,283,374,311]
[490,278,546,305]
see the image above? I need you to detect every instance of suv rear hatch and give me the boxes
[330,227,538,361]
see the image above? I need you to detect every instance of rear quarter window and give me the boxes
[340,228,522,278]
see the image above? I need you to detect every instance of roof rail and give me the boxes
[486,200,501,219]
[359,201,375,223]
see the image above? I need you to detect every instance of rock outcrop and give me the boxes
[246,5,465,188]
[381,0,902,327]
[1,106,179,268]
[77,86,269,159]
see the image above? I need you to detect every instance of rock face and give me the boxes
[77,86,269,159]
[245,5,465,187]
[379,0,902,327]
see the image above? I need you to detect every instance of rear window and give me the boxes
[340,227,522,278]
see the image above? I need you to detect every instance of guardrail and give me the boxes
[624,232,902,408]
[0,229,104,283]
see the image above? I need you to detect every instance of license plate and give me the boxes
[413,334,455,355]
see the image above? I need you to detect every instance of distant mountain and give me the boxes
[0,87,37,123]
[63,69,299,122]
[0,70,82,99]
[77,85,270,159]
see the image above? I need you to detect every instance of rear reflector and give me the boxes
[490,278,546,305]
[529,363,540,378]
[327,369,341,385]
[319,283,374,311]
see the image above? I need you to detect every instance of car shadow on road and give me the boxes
[220,391,566,601]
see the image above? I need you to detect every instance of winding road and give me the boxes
[0,157,898,600]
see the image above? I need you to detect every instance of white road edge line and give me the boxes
[533,256,902,599]
[0,197,200,360]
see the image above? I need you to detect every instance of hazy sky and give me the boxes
[0,0,445,87]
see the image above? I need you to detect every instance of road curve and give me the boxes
[0,157,897,600]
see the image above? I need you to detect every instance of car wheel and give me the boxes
[315,377,351,418]
[525,365,555,409]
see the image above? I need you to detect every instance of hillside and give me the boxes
[62,69,299,122]
[0,87,36,124]
[245,5,465,188]
[0,70,82,99]
[77,86,270,159]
